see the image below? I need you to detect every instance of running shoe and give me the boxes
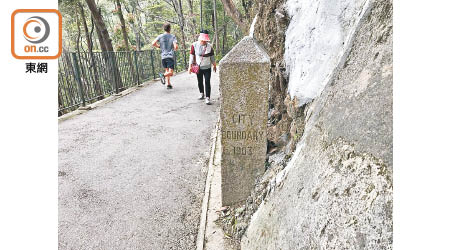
[159,73,165,85]
[198,93,205,100]
[167,84,173,89]
[205,97,211,105]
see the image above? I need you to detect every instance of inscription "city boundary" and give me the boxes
[222,130,265,141]
[219,36,270,205]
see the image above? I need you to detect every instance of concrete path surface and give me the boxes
[58,71,219,250]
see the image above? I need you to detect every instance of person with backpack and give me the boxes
[152,23,178,89]
[188,30,217,105]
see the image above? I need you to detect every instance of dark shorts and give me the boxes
[162,58,175,69]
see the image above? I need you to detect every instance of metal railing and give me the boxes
[58,49,189,116]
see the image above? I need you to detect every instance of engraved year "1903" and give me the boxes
[233,146,253,155]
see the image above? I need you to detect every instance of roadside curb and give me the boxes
[196,118,238,250]
[196,118,220,250]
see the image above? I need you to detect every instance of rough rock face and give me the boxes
[241,0,393,249]
[251,0,295,154]
[284,0,369,106]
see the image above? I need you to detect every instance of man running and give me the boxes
[152,23,178,89]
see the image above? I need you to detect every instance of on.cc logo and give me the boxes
[23,16,50,44]
[11,9,62,60]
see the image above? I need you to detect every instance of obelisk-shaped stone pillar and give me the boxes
[219,36,270,205]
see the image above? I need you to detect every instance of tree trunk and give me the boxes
[135,11,150,45]
[79,3,93,51]
[187,0,197,41]
[139,26,151,44]
[85,0,114,51]
[127,1,141,51]
[133,19,141,51]
[115,0,131,50]
[93,14,107,52]
[115,0,137,83]
[220,0,249,33]
[177,0,188,68]
[89,15,95,49]
[79,2,103,100]
[85,0,123,91]
[75,10,81,54]
[74,10,91,101]
[134,0,151,45]
[222,9,228,55]
[93,17,116,87]
[200,0,203,30]
[213,0,219,52]
[167,0,188,69]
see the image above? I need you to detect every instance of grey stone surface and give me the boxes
[220,36,271,65]
[59,71,219,250]
[242,0,393,249]
[219,36,270,205]
[203,131,240,250]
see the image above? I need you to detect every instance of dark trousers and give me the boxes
[196,68,212,98]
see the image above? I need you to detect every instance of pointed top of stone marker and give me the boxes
[220,36,270,65]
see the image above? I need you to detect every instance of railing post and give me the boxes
[71,52,86,107]
[134,51,141,86]
[150,49,156,79]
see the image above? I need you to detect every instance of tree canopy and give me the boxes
[59,0,254,59]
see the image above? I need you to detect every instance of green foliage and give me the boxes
[59,0,243,54]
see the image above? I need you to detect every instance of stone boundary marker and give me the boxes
[219,36,270,205]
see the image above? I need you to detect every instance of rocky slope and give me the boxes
[251,0,298,155]
[241,0,393,248]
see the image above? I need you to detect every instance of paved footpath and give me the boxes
[59,71,219,250]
